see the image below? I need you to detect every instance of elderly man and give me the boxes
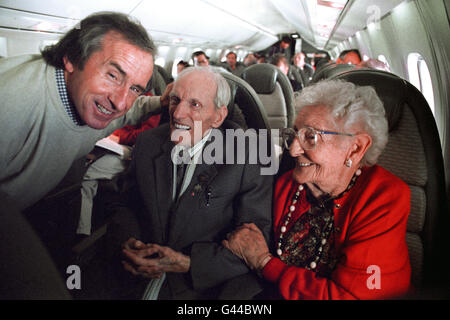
[114,67,272,299]
[0,12,167,211]
[0,11,166,299]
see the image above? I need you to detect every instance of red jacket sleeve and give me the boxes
[113,114,161,146]
[263,166,411,300]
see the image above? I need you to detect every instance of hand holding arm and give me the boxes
[222,223,272,271]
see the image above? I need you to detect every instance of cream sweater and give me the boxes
[0,55,161,210]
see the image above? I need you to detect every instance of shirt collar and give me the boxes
[173,128,213,160]
[55,68,84,126]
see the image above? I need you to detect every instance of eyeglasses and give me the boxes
[281,127,355,150]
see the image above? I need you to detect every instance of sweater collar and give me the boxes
[55,68,84,126]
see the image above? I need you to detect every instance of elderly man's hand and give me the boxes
[222,223,272,271]
[160,82,174,108]
[121,238,190,279]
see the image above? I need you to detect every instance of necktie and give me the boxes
[176,163,187,198]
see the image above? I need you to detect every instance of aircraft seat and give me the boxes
[155,64,174,85]
[310,63,356,84]
[241,63,295,129]
[329,69,449,294]
[219,69,271,132]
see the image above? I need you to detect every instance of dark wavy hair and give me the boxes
[41,11,155,70]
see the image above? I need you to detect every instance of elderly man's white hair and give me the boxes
[294,79,388,166]
[176,66,231,110]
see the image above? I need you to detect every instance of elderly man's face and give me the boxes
[169,70,227,146]
[194,54,209,67]
[289,105,354,195]
[64,31,153,129]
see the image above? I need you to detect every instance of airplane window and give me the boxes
[0,37,7,57]
[407,52,435,115]
[39,39,58,52]
[155,57,166,68]
[171,57,184,78]
[205,48,214,60]
[378,55,390,70]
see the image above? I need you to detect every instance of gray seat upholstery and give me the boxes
[219,70,271,132]
[241,63,295,129]
[310,63,356,84]
[155,64,174,85]
[146,68,167,96]
[330,69,449,293]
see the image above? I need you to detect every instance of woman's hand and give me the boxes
[222,223,272,271]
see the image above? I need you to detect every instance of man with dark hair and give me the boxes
[0,11,168,299]
[0,11,168,210]
[267,36,292,62]
[223,51,245,76]
[191,51,210,67]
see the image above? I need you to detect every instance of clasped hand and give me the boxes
[222,223,271,271]
[121,238,190,279]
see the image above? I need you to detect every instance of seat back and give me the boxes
[219,70,271,132]
[241,63,295,129]
[330,69,449,291]
[310,63,356,83]
[155,65,174,85]
[146,68,167,96]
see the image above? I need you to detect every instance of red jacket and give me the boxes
[113,114,161,146]
[262,165,411,299]
[112,92,161,146]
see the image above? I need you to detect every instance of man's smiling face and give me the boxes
[64,31,154,129]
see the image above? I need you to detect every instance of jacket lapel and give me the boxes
[167,153,219,248]
[152,138,175,243]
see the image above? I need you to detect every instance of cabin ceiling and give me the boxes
[0,0,406,52]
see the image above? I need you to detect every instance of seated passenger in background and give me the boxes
[223,79,411,300]
[314,51,333,70]
[223,51,245,76]
[337,49,362,65]
[176,60,190,75]
[243,53,258,67]
[292,52,314,83]
[112,67,272,299]
[192,50,210,67]
[270,53,303,91]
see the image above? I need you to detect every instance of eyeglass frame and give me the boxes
[281,126,355,150]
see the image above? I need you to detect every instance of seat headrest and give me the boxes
[219,70,271,131]
[330,69,408,132]
[241,64,278,94]
[311,63,356,83]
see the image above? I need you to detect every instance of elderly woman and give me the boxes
[223,79,411,299]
